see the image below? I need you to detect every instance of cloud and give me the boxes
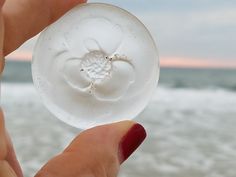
[10,0,236,67]
[90,0,236,60]
[137,5,236,61]
[91,0,236,61]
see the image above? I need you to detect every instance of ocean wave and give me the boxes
[160,82,236,92]
[2,83,236,177]
[2,82,236,98]
[2,83,236,114]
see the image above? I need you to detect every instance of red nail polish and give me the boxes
[119,123,147,163]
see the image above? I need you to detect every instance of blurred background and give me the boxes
[2,0,236,177]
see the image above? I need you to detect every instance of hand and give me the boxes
[0,1,147,177]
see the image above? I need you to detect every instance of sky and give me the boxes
[7,0,236,68]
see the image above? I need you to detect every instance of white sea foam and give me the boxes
[2,83,236,177]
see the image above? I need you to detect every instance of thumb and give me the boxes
[35,121,146,177]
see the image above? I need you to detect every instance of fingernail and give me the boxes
[119,123,146,163]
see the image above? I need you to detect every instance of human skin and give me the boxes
[0,0,146,177]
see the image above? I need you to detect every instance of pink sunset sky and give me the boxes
[7,50,236,69]
[6,50,236,69]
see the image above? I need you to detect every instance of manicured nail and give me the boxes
[119,123,147,163]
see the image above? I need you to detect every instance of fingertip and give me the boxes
[65,120,146,164]
[49,0,88,22]
[2,0,88,55]
[64,120,136,153]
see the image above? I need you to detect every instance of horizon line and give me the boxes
[5,51,236,69]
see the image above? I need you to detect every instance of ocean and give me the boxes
[2,60,236,177]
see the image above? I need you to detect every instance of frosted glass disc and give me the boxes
[32,3,159,129]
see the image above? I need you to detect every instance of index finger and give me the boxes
[2,0,87,56]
